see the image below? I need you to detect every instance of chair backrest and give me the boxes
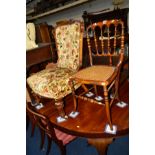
[54,20,84,71]
[26,102,76,146]
[26,22,38,50]
[86,19,125,67]
[26,102,58,139]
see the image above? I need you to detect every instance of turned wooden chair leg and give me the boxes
[103,86,113,130]
[81,84,89,92]
[55,99,67,119]
[94,85,98,96]
[69,80,78,112]
[115,83,120,102]
[115,70,121,102]
[46,136,52,155]
[39,128,45,150]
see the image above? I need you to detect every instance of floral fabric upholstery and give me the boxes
[27,67,80,100]
[56,22,81,70]
[27,21,82,100]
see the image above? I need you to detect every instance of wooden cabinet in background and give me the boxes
[35,23,52,43]
[26,23,57,76]
[35,23,57,63]
[82,8,129,34]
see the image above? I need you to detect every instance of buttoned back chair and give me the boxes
[27,20,84,122]
[69,19,125,130]
[26,101,76,155]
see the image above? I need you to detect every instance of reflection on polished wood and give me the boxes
[37,79,128,154]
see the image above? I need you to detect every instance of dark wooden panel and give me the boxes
[26,43,52,68]
[35,23,52,43]
[82,8,129,33]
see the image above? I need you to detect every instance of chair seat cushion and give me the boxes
[27,67,80,99]
[72,65,116,83]
[54,128,76,145]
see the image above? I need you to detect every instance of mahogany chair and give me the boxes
[26,88,37,137]
[26,107,36,137]
[69,19,125,130]
[27,20,84,122]
[26,101,76,155]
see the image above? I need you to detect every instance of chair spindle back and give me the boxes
[86,19,125,66]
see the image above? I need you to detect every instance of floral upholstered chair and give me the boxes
[27,20,84,122]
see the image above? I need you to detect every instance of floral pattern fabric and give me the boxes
[27,67,80,99]
[27,21,82,100]
[56,22,81,70]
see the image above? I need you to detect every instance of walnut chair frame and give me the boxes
[27,20,84,122]
[69,19,125,130]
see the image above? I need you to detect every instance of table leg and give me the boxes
[88,138,113,155]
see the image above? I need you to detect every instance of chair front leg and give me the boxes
[103,85,113,130]
[55,99,67,119]
[69,79,77,112]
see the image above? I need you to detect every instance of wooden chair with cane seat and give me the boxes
[26,101,76,155]
[69,19,125,131]
[27,20,84,122]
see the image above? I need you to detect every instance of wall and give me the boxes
[33,0,129,26]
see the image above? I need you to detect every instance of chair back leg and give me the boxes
[46,136,52,155]
[39,128,45,150]
[30,117,36,137]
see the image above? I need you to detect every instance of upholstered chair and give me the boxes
[27,20,84,122]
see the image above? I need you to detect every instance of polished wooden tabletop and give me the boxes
[38,79,129,139]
